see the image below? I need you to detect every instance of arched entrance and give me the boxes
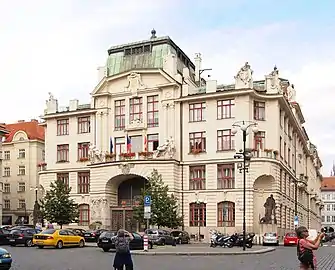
[108,174,148,232]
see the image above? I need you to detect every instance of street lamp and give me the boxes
[231,121,258,251]
[30,186,43,226]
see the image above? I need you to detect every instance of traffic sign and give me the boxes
[144,206,151,213]
[144,195,151,206]
[294,216,299,226]
[144,212,151,219]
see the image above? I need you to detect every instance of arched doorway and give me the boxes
[108,174,148,232]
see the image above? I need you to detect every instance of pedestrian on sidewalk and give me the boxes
[296,226,324,269]
[113,229,134,270]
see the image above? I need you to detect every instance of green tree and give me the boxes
[133,169,183,228]
[40,180,79,228]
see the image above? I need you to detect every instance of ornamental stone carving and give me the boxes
[89,143,104,163]
[125,72,145,96]
[154,136,176,158]
[265,66,281,94]
[118,163,134,175]
[234,62,253,89]
[90,198,109,220]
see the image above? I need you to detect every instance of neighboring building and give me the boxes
[0,124,9,225]
[321,172,335,231]
[1,120,45,225]
[39,30,323,239]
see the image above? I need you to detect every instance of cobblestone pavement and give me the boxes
[3,245,335,270]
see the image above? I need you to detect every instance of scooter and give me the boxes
[210,231,233,248]
[230,233,255,248]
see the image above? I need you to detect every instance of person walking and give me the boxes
[113,229,134,270]
[296,226,324,269]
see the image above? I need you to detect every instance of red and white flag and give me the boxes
[144,135,148,152]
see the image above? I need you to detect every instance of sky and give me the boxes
[1,0,335,174]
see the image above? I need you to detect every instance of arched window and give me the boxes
[189,203,206,227]
[217,201,235,227]
[78,204,90,226]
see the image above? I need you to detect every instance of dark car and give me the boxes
[170,230,190,244]
[99,232,153,252]
[0,228,10,245]
[8,228,40,247]
[66,228,86,237]
[0,247,12,270]
[145,229,176,246]
[84,229,107,242]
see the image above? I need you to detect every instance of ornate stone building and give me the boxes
[39,31,323,239]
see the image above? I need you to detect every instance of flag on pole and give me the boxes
[109,137,113,153]
[144,135,148,152]
[126,135,132,153]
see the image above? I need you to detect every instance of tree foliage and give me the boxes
[133,169,183,229]
[40,180,79,228]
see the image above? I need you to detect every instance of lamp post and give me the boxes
[231,121,258,251]
[30,186,43,226]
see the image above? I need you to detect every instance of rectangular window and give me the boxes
[57,119,69,135]
[129,97,143,122]
[115,137,125,155]
[57,173,69,189]
[217,130,235,151]
[279,136,282,158]
[18,166,25,176]
[79,204,90,226]
[327,216,330,222]
[332,216,335,223]
[4,200,10,210]
[280,109,284,128]
[130,135,142,153]
[189,132,206,153]
[18,182,25,192]
[147,134,159,152]
[284,142,287,162]
[115,100,125,130]
[217,164,235,189]
[254,101,265,120]
[4,183,10,193]
[189,102,205,122]
[4,151,10,160]
[78,116,91,133]
[78,142,89,160]
[284,117,288,133]
[189,166,206,190]
[218,202,235,227]
[4,167,10,177]
[288,148,291,167]
[321,216,325,222]
[78,172,90,194]
[18,199,26,209]
[147,95,159,127]
[254,131,266,150]
[57,144,69,162]
[189,203,206,227]
[217,99,234,119]
[18,149,25,159]
[327,204,331,211]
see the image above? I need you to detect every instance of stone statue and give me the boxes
[260,194,277,224]
[154,137,176,158]
[286,83,296,101]
[89,143,104,163]
[125,72,145,95]
[235,62,253,89]
[48,92,55,101]
[265,66,281,94]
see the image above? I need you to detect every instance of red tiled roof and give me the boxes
[321,177,335,191]
[4,120,44,142]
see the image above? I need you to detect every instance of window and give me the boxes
[115,100,125,130]
[78,204,90,226]
[321,216,325,222]
[4,200,10,210]
[57,173,69,188]
[217,130,235,151]
[189,102,205,122]
[42,150,45,161]
[18,166,25,176]
[147,134,159,152]
[78,142,89,160]
[147,95,159,127]
[217,99,234,119]
[115,137,125,154]
[129,97,143,122]
[327,216,330,222]
[288,148,291,167]
[57,119,69,135]
[284,142,287,162]
[78,116,91,133]
[254,131,266,150]
[189,166,206,190]
[189,132,206,152]
[217,201,235,227]
[280,109,284,128]
[129,135,142,153]
[4,167,10,177]
[18,149,25,159]
[279,136,282,158]
[78,172,90,194]
[4,183,10,193]
[18,182,25,192]
[217,164,235,189]
[327,204,331,211]
[189,203,206,226]
[18,199,26,209]
[57,144,69,162]
[4,151,10,160]
[332,216,335,223]
[254,101,265,120]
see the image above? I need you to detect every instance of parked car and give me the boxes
[33,229,85,249]
[0,228,10,245]
[283,232,298,246]
[66,228,86,237]
[8,228,40,247]
[170,230,190,244]
[0,247,12,270]
[262,232,279,246]
[145,229,176,246]
[84,229,107,242]
[98,231,153,252]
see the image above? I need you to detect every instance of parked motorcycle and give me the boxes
[209,230,233,248]
[230,233,255,248]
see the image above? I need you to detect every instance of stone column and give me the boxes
[169,102,175,139]
[162,102,169,139]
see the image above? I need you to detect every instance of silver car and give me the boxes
[263,232,279,246]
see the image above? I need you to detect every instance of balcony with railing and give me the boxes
[251,149,279,160]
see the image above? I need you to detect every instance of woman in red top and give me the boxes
[296,226,324,269]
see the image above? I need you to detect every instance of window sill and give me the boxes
[77,159,89,162]
[217,117,235,120]
[189,120,206,123]
[17,190,25,193]
[188,151,206,155]
[77,132,91,134]
[56,161,70,164]
[216,149,235,153]
[254,118,266,121]
[17,174,26,176]
[114,128,125,131]
[56,134,69,136]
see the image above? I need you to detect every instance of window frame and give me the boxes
[254,101,265,120]
[189,203,206,227]
[18,165,26,176]
[77,116,91,134]
[78,172,90,194]
[217,164,235,189]
[57,173,69,189]
[115,100,126,130]
[78,204,90,226]
[254,131,266,150]
[147,134,159,152]
[189,102,206,122]
[4,200,10,210]
[129,97,143,122]
[57,119,69,136]
[217,99,234,119]
[189,132,206,153]
[189,166,206,190]
[77,142,89,160]
[57,144,69,162]
[217,201,235,227]
[217,129,235,151]
[147,95,159,127]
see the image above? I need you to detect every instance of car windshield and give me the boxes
[41,229,56,234]
[265,233,276,237]
[286,233,296,237]
[100,231,115,238]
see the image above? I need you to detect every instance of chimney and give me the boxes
[18,120,25,123]
[69,99,79,111]
[194,53,202,82]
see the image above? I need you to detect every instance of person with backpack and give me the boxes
[113,229,134,270]
[296,226,324,269]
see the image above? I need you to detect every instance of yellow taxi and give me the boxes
[33,229,85,249]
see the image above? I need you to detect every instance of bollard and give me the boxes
[143,234,149,252]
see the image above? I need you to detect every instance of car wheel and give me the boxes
[161,240,165,246]
[37,246,44,249]
[103,248,110,252]
[56,241,64,249]
[25,239,33,247]
[79,240,85,248]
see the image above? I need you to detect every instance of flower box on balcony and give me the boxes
[105,153,116,161]
[37,162,47,167]
[79,157,89,162]
[264,149,273,153]
[120,152,135,159]
[191,149,201,155]
[138,151,153,158]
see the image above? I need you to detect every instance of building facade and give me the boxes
[321,175,335,231]
[39,31,323,239]
[0,124,10,225]
[1,120,45,225]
